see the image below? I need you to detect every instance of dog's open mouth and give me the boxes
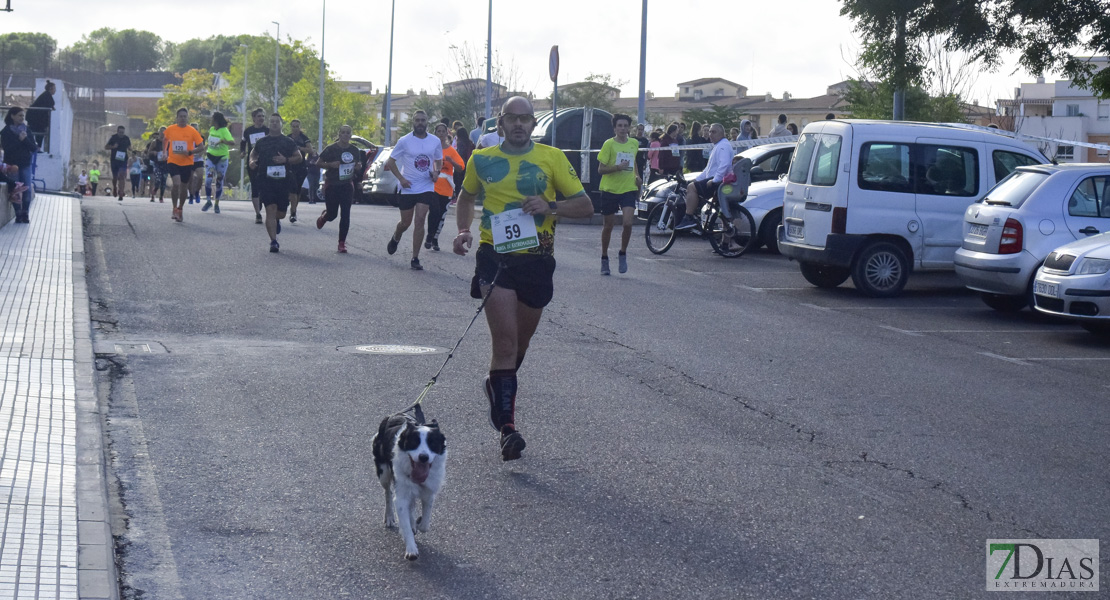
[410,458,430,484]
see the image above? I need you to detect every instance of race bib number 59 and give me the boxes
[490,208,539,253]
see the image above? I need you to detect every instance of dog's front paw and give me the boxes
[416,516,430,533]
[404,549,419,561]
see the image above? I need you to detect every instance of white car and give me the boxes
[954,164,1110,311]
[1033,232,1110,336]
[779,120,1047,297]
[741,179,787,253]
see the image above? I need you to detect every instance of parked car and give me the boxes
[635,141,795,221]
[1032,232,1110,336]
[359,145,399,205]
[778,120,1048,297]
[954,164,1110,311]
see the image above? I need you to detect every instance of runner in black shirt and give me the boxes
[314,124,363,253]
[105,126,131,201]
[248,113,302,253]
[241,108,269,224]
[287,119,312,223]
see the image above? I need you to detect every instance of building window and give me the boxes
[714,88,724,96]
[1099,103,1109,121]
[683,87,689,93]
[1057,145,1075,160]
[694,90,703,100]
[1066,104,1080,117]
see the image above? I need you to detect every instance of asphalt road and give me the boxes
[82,195,1109,599]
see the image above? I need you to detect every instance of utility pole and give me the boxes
[272,21,280,113]
[485,0,493,119]
[637,0,647,125]
[384,0,396,145]
[318,0,327,149]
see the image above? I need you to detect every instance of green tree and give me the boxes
[170,35,251,74]
[224,35,319,118]
[59,28,169,71]
[280,63,378,144]
[681,105,748,132]
[841,0,1110,99]
[153,69,218,133]
[552,73,627,112]
[0,33,58,70]
[842,79,965,122]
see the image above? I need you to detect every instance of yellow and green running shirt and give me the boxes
[462,141,585,256]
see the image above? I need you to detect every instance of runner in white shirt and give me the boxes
[383,110,443,270]
[476,124,504,150]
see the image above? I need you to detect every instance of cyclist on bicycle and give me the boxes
[675,122,733,230]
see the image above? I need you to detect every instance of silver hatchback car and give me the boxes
[954,164,1110,311]
[1033,232,1110,336]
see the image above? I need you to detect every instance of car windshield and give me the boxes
[981,170,1050,207]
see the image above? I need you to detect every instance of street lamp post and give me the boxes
[384,0,395,146]
[272,21,280,113]
[318,0,327,150]
[638,0,647,126]
[240,43,249,201]
[485,0,492,120]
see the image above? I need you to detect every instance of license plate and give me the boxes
[1033,280,1059,298]
[787,223,804,239]
[637,202,648,212]
[968,223,989,239]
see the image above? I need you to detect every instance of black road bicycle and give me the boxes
[643,173,757,257]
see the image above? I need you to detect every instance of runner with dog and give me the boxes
[453,96,593,461]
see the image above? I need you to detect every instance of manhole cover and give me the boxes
[338,344,447,355]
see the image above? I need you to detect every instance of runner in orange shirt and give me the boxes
[162,108,205,222]
[426,122,464,252]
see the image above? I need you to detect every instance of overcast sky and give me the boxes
[8,0,1057,107]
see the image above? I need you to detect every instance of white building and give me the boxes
[997,58,1110,162]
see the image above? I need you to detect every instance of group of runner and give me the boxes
[95,97,616,462]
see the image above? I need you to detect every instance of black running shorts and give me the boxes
[599,190,638,216]
[470,244,556,309]
[396,191,436,211]
[165,163,195,181]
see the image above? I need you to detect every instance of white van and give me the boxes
[778,120,1047,297]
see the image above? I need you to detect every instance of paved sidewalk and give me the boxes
[0,194,115,599]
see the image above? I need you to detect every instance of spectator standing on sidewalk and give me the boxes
[105,125,131,201]
[786,123,799,135]
[1,107,38,223]
[596,113,641,276]
[383,110,442,271]
[632,123,649,178]
[657,124,682,178]
[647,131,662,182]
[767,114,790,138]
[685,121,708,172]
[28,81,55,148]
[314,124,362,253]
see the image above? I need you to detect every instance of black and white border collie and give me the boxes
[371,413,447,560]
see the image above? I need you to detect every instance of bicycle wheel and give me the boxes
[706,205,758,258]
[644,203,678,255]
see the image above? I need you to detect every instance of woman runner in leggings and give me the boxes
[315,125,364,253]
